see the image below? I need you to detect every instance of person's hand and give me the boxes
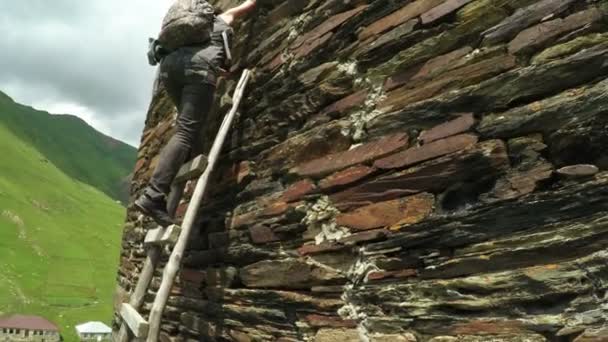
[242,0,257,12]
[219,0,257,25]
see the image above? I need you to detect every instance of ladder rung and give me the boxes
[120,303,149,338]
[174,154,208,183]
[144,225,181,247]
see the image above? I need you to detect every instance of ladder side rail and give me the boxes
[115,180,186,342]
[114,246,162,342]
[146,69,251,342]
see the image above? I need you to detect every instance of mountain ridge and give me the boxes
[0,91,137,203]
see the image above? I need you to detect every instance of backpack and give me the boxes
[158,0,215,50]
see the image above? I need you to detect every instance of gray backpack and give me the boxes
[158,0,215,50]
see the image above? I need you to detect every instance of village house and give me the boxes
[0,315,60,342]
[75,322,112,341]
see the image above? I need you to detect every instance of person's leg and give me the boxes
[149,82,216,195]
[136,81,216,226]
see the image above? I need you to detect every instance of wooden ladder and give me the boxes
[114,69,252,342]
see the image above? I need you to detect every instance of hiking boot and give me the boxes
[134,190,174,227]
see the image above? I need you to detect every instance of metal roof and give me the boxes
[75,321,112,334]
[0,315,59,331]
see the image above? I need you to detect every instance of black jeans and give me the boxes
[147,48,217,198]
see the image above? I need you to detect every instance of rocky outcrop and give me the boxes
[114,0,608,341]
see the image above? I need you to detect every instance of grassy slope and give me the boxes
[0,91,137,203]
[0,121,124,341]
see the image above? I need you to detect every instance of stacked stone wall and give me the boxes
[114,0,608,341]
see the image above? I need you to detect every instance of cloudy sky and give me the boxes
[0,1,174,146]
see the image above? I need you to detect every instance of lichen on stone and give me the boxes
[301,196,350,244]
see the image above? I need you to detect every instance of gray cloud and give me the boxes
[0,0,173,146]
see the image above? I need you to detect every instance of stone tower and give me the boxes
[114,0,608,340]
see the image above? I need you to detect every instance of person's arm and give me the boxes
[218,0,257,26]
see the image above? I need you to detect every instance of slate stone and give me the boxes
[291,6,369,50]
[412,46,479,80]
[369,333,417,342]
[240,259,344,289]
[368,174,608,253]
[353,18,422,63]
[318,90,368,117]
[281,179,317,202]
[369,0,521,79]
[305,314,357,328]
[429,335,547,342]
[264,51,287,71]
[293,32,334,60]
[482,0,578,44]
[557,165,599,179]
[380,54,517,111]
[481,134,554,201]
[420,41,607,130]
[420,0,475,25]
[336,193,435,231]
[267,0,310,26]
[314,329,361,342]
[574,328,608,342]
[367,269,417,281]
[447,319,529,336]
[261,120,352,173]
[419,113,475,144]
[484,162,553,201]
[375,134,479,170]
[298,242,348,256]
[249,224,280,244]
[338,229,390,245]
[478,75,608,139]
[332,140,509,209]
[293,133,409,177]
[298,62,339,87]
[239,259,311,290]
[358,0,444,40]
[260,201,290,218]
[508,8,604,55]
[532,32,608,65]
[319,165,377,191]
[248,24,291,65]
[229,210,258,230]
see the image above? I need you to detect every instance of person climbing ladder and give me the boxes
[117,2,255,341]
[135,0,257,227]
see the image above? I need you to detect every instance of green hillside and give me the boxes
[0,91,137,203]
[0,120,124,341]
